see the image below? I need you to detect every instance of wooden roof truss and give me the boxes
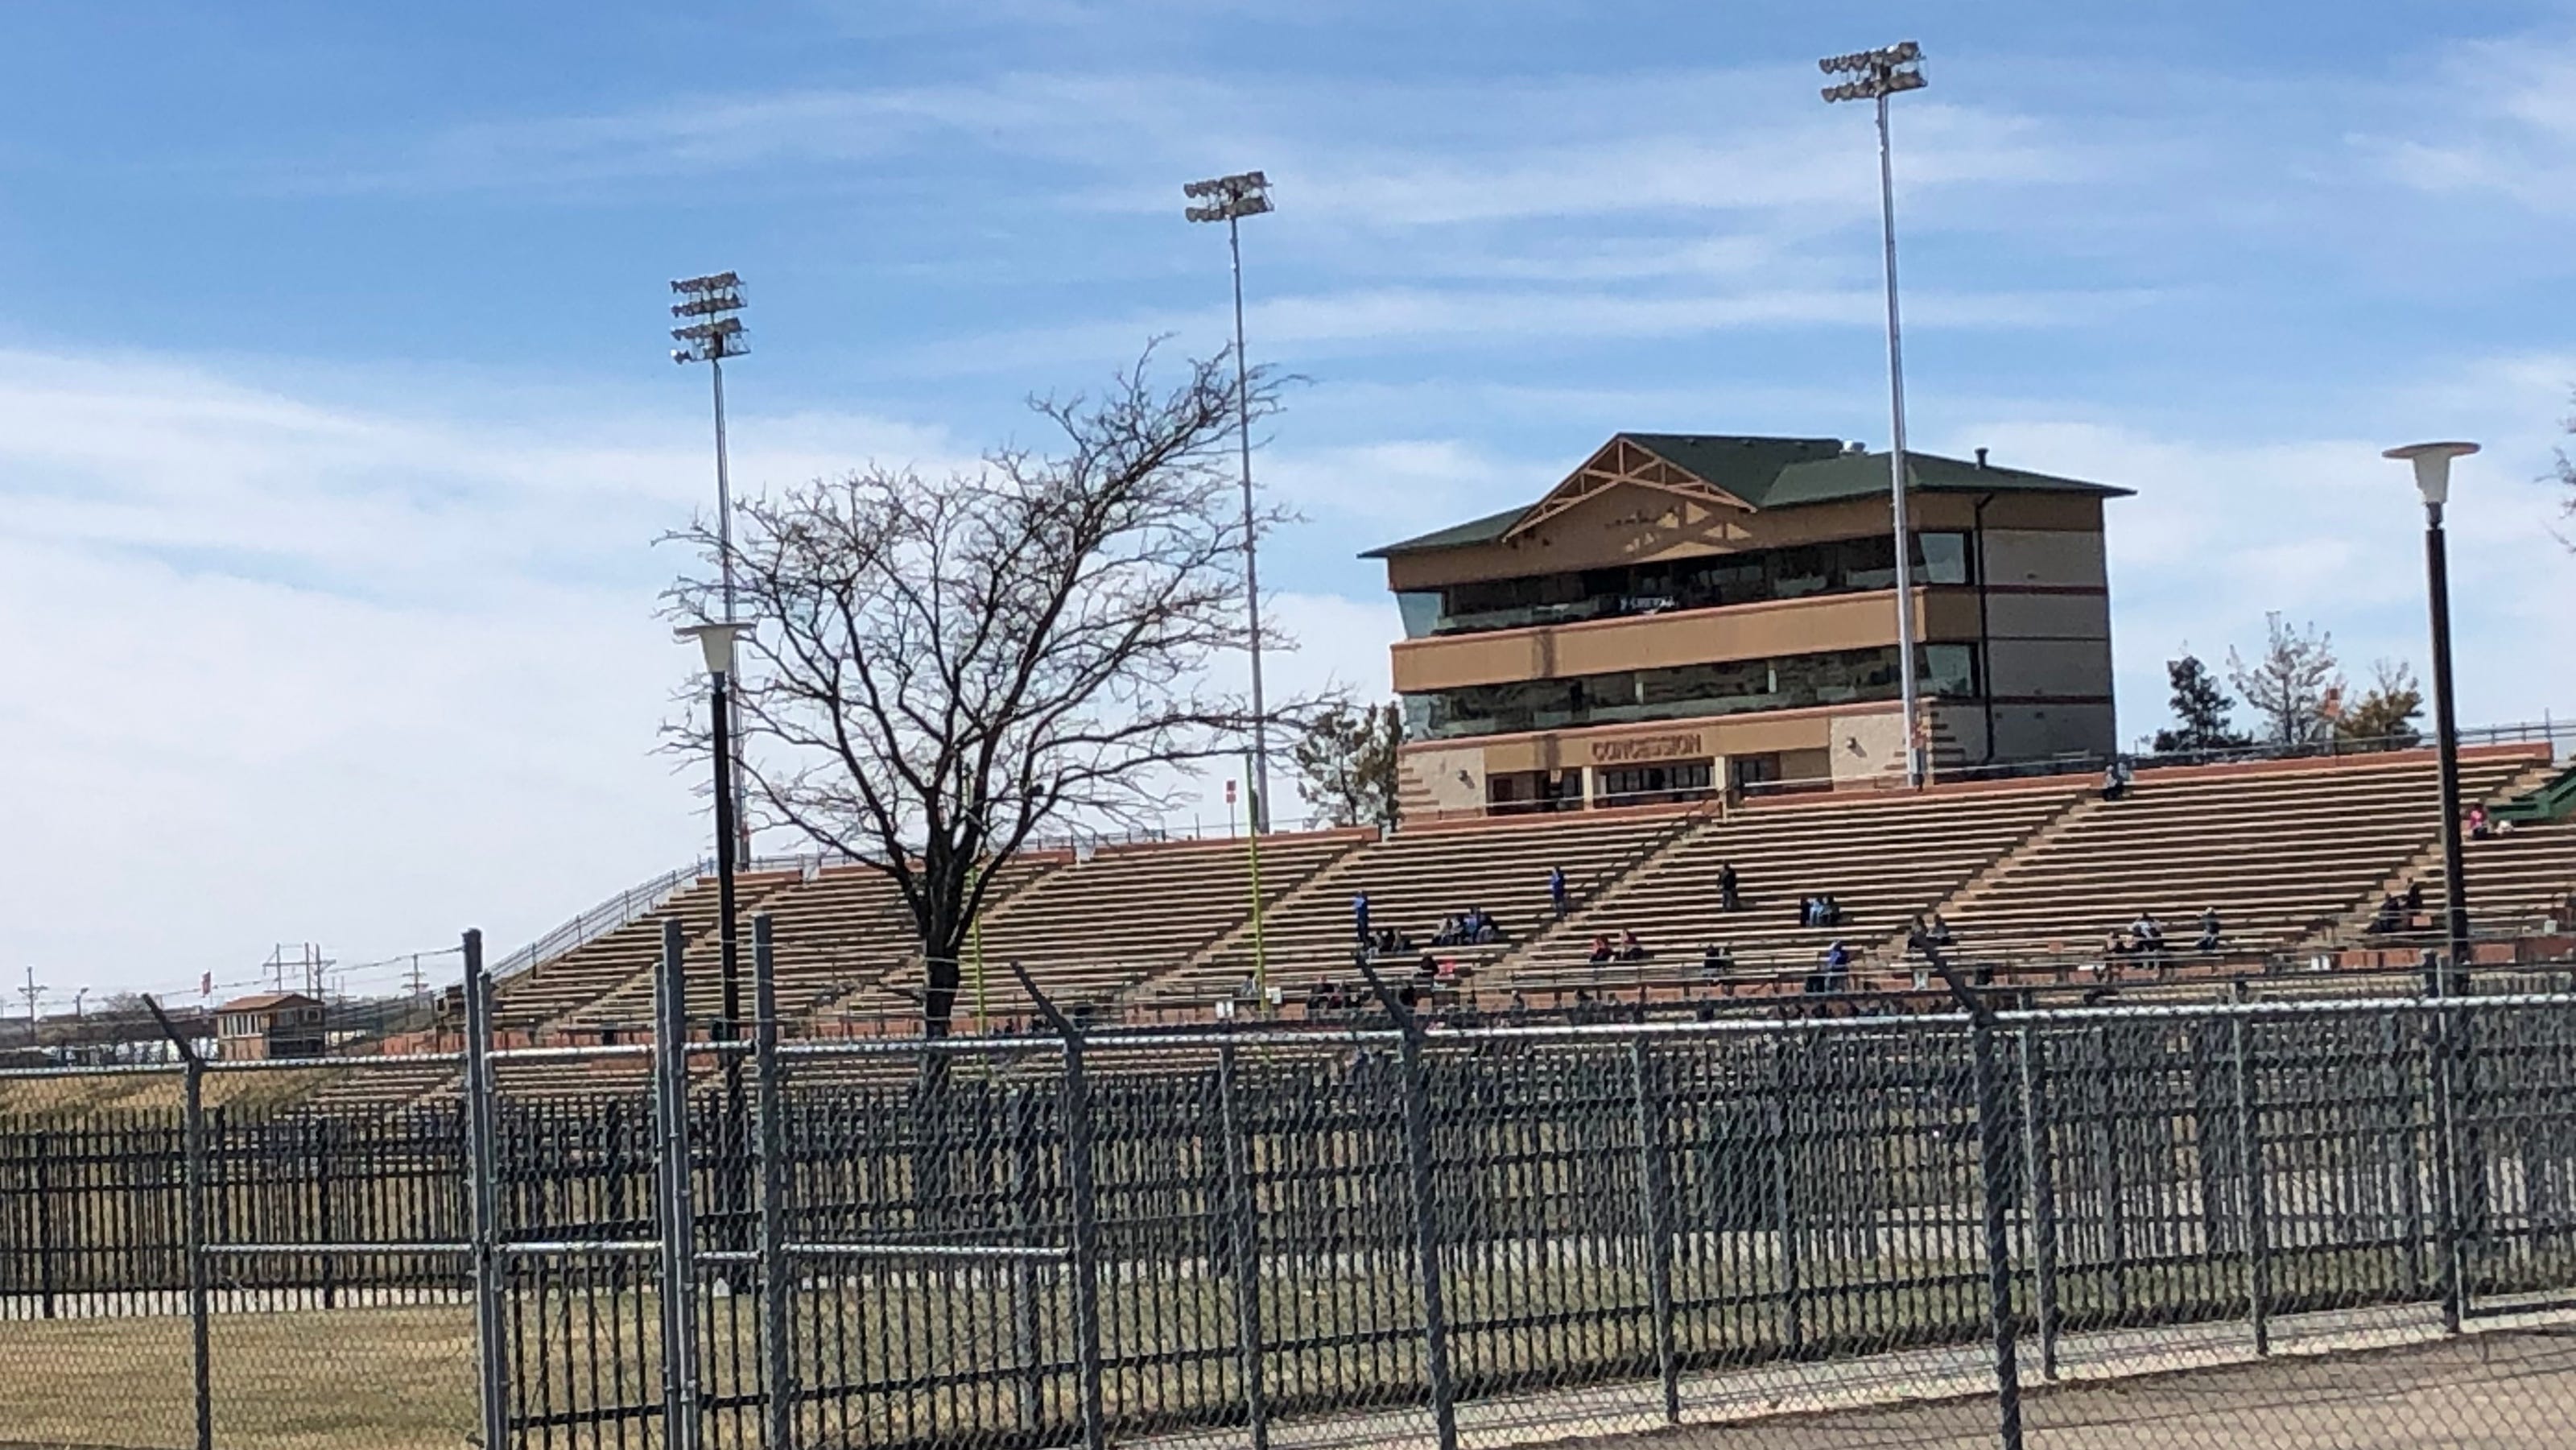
[1502,436,1752,540]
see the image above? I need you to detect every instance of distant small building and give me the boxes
[213,993,326,1060]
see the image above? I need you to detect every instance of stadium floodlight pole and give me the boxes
[1823,41,1930,787]
[1184,170,1276,833]
[672,272,754,861]
[2386,441,2480,992]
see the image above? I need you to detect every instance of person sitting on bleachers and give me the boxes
[1817,894,1846,928]
[1467,907,1504,946]
[1617,929,1649,962]
[2100,930,2132,974]
[2102,758,2132,801]
[1587,933,1616,965]
[2368,894,2405,935]
[1798,895,1818,927]
[2405,878,2426,918]
[1928,913,1958,949]
[1719,861,1742,912]
[1699,941,1734,977]
[1430,915,1460,948]
[2195,907,2223,954]
[2467,804,2491,841]
[1818,940,1852,993]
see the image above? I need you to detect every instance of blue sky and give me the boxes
[3,1,2573,1002]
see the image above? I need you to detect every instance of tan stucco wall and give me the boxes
[1389,588,1994,693]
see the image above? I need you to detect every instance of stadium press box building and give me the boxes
[1365,433,2131,816]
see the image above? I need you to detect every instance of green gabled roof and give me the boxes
[1616,433,1847,506]
[1359,504,1530,560]
[1361,432,2129,560]
[1764,448,2133,509]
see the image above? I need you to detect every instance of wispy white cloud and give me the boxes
[2368,37,2576,214]
[0,345,972,998]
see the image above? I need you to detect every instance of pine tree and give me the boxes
[2335,659,2425,750]
[2152,653,2252,754]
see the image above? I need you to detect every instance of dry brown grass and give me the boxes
[0,1304,474,1450]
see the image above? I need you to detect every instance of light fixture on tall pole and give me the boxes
[2386,440,2480,990]
[672,272,754,861]
[1184,170,1276,833]
[676,622,755,1084]
[1823,40,1930,788]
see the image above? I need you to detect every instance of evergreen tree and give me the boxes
[2152,653,2252,754]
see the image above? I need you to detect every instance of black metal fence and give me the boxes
[5,981,2576,1448]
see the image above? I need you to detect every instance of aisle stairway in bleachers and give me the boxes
[1504,779,2086,988]
[1932,746,2549,959]
[2336,764,2576,944]
[1156,805,1705,999]
[492,871,800,1032]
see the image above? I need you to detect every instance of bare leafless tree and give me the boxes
[667,348,1307,1037]
[2228,612,2343,747]
[2556,388,2575,551]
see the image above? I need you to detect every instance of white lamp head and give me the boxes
[2382,440,2479,508]
[675,621,755,677]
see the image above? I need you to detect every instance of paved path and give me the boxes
[1133,1301,2576,1450]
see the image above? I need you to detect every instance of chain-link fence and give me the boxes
[4,931,2576,1448]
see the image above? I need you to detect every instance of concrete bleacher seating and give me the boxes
[2379,798,2576,940]
[883,829,1368,1012]
[562,858,1059,1034]
[1507,779,2086,987]
[295,1056,464,1117]
[1158,806,1703,999]
[1935,746,2547,959]
[493,871,799,1033]
[351,743,2572,1107]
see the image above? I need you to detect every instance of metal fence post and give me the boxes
[1771,1052,1804,1357]
[2016,1022,2062,1380]
[654,916,704,1450]
[33,1128,55,1320]
[1216,1039,1270,1450]
[753,914,795,1450]
[184,1051,211,1450]
[1009,961,1105,1450]
[2229,1009,2272,1357]
[1008,1089,1046,1436]
[1629,1036,1681,1424]
[141,994,213,1450]
[1962,999,2026,1450]
[1356,960,1458,1450]
[2429,996,2467,1334]
[1063,1034,1106,1450]
[462,928,512,1450]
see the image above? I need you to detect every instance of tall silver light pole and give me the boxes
[1823,41,1930,787]
[1185,171,1276,832]
[671,271,754,858]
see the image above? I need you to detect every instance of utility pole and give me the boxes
[20,966,43,1047]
